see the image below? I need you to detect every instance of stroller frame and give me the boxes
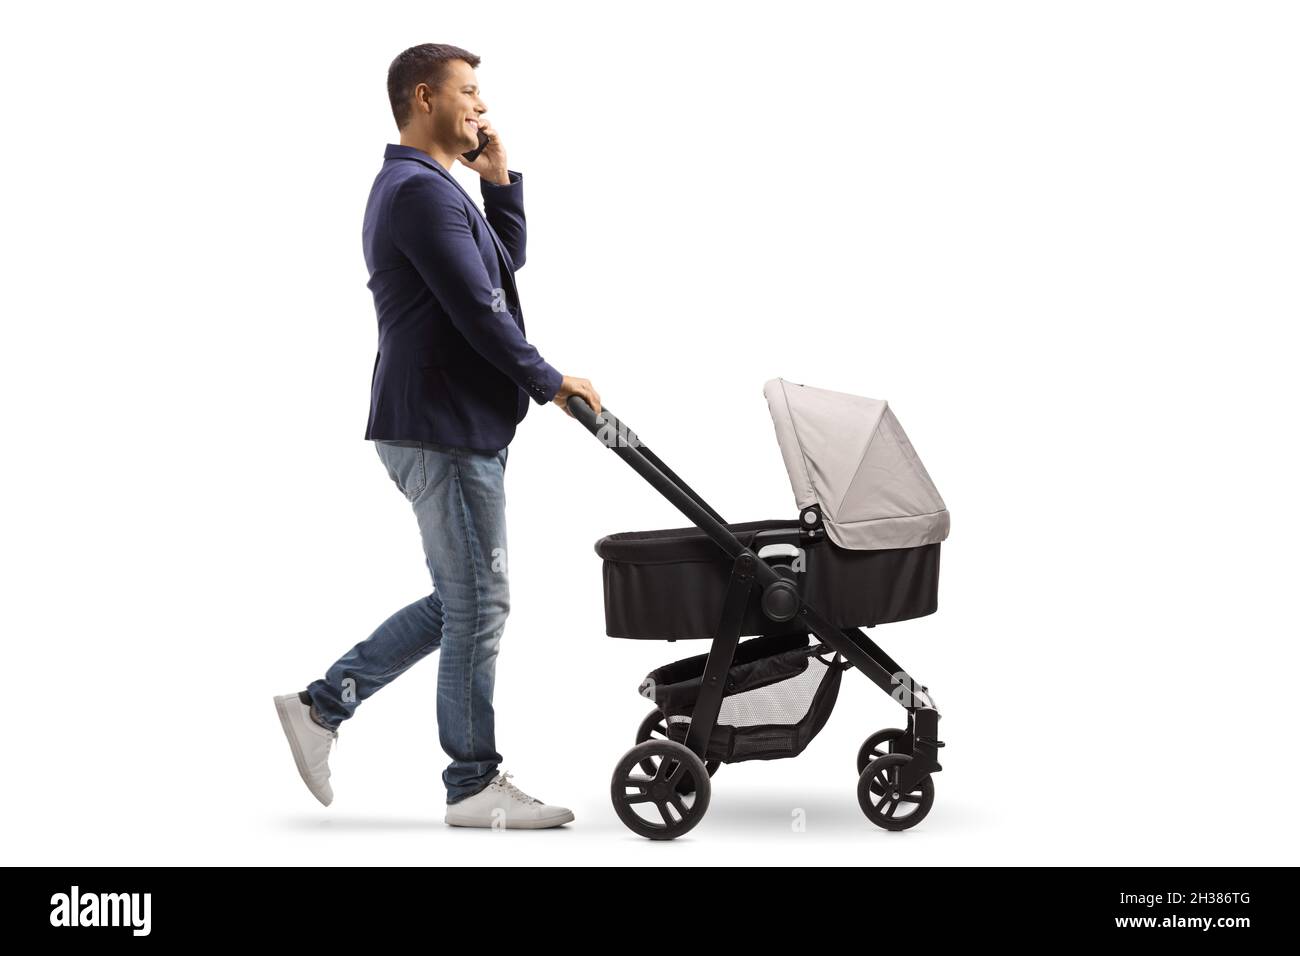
[569,396,945,839]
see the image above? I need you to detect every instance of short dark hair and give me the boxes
[387,43,481,129]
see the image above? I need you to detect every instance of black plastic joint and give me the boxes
[798,504,826,541]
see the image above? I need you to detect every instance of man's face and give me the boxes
[418,58,486,152]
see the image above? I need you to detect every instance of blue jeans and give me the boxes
[305,439,510,804]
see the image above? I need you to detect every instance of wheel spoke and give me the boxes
[899,793,922,804]
[623,772,652,803]
[665,759,688,787]
[884,797,899,818]
[653,757,673,783]
[656,801,675,826]
[873,772,890,797]
[671,794,689,817]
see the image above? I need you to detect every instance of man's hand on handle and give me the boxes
[553,375,601,417]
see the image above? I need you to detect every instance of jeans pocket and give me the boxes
[375,440,427,503]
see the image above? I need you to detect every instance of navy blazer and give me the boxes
[361,143,564,451]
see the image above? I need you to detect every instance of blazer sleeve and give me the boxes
[481,170,526,269]
[390,175,563,405]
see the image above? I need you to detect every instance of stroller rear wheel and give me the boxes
[612,740,712,840]
[636,709,721,786]
[857,753,934,831]
[856,727,907,775]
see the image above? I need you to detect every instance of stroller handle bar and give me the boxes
[566,394,755,564]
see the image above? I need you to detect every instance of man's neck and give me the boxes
[398,136,457,171]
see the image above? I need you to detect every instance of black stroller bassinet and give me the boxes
[597,519,940,640]
[570,378,950,840]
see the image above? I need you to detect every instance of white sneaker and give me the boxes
[444,770,574,829]
[274,692,338,806]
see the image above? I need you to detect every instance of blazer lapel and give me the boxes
[391,154,520,304]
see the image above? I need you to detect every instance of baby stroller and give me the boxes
[569,378,951,840]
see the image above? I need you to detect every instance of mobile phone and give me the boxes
[462,129,490,163]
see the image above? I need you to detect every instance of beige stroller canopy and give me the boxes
[763,378,950,551]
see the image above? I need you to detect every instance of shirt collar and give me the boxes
[384,143,451,171]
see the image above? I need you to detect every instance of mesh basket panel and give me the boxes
[718,656,830,727]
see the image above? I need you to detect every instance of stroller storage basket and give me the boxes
[596,519,940,640]
[641,632,846,763]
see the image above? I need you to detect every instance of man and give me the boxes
[274,43,600,829]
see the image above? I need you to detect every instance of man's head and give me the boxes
[388,43,486,154]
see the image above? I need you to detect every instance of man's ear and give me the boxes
[414,83,433,117]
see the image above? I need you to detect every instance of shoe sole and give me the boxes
[274,695,332,807]
[444,810,575,829]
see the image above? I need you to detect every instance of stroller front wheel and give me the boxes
[857,753,934,831]
[612,740,712,840]
[636,709,721,784]
[856,727,907,775]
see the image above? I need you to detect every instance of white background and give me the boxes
[2,1,1297,865]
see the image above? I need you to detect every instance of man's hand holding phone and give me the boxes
[553,376,601,417]
[458,119,510,186]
